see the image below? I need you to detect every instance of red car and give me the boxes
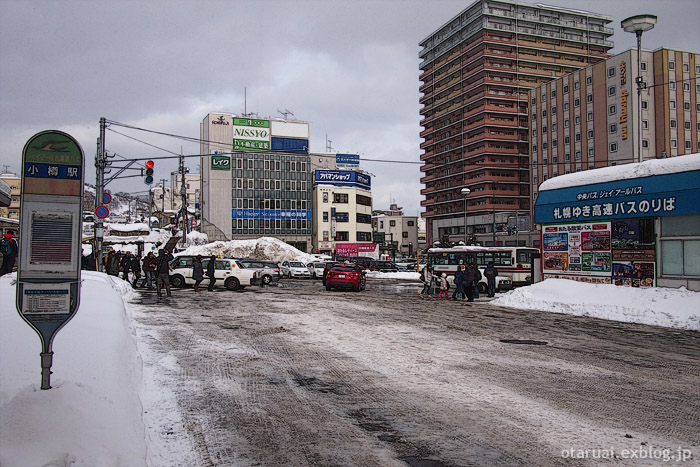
[325,263,366,292]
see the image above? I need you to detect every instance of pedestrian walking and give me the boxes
[0,232,19,276]
[106,250,120,276]
[484,261,498,298]
[140,251,156,289]
[155,249,172,298]
[419,264,433,298]
[437,273,449,299]
[206,255,217,291]
[472,263,482,299]
[131,253,142,288]
[464,264,476,302]
[454,265,465,300]
[192,255,204,292]
[120,251,133,282]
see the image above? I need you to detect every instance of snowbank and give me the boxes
[176,236,318,264]
[492,279,700,330]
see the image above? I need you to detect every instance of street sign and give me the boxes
[102,192,112,204]
[95,205,110,219]
[17,130,84,390]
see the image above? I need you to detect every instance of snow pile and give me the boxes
[539,152,700,191]
[176,237,317,264]
[176,230,208,249]
[0,272,147,467]
[493,279,700,330]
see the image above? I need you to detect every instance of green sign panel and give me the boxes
[211,155,231,170]
[233,118,270,152]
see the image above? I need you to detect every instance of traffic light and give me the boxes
[144,160,154,184]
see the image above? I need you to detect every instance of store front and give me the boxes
[534,154,700,290]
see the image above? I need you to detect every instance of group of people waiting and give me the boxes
[420,262,499,301]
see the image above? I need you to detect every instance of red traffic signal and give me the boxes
[144,160,154,184]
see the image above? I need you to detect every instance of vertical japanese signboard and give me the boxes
[16,130,84,389]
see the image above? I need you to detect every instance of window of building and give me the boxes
[586,76,592,85]
[323,211,329,222]
[587,130,594,139]
[402,232,409,239]
[608,86,616,96]
[608,66,616,77]
[574,98,580,107]
[551,106,556,114]
[575,116,580,124]
[684,102,691,110]
[640,61,647,71]
[610,143,618,153]
[660,215,700,276]
[642,140,649,148]
[670,119,677,128]
[333,193,349,203]
[564,136,570,144]
[532,129,537,137]
[541,94,546,102]
[553,156,558,163]
[533,175,538,184]
[564,119,570,128]
[542,142,548,149]
[531,97,536,104]
[565,153,570,162]
[542,125,547,133]
[356,194,372,206]
[587,94,593,103]
[671,139,677,148]
[609,104,617,114]
[552,139,557,147]
[686,140,692,149]
[610,123,617,133]
[552,123,557,132]
[564,102,569,111]
[574,81,580,90]
[551,90,556,98]
[335,231,349,241]
[642,120,649,129]
[532,145,537,153]
[685,121,691,130]
[684,83,690,91]
[357,231,372,242]
[356,213,372,224]
[575,133,581,142]
[587,111,593,121]
[322,192,328,203]
[669,61,675,70]
[670,81,676,90]
[683,63,689,72]
[390,220,396,227]
[575,150,581,160]
[532,113,537,120]
[407,220,415,226]
[542,110,547,117]
[642,100,648,109]
[588,148,594,157]
[563,84,569,93]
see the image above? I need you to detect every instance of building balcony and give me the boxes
[420,186,436,195]
[420,174,436,184]
[420,149,434,160]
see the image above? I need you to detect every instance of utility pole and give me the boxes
[179,154,188,243]
[160,178,167,228]
[95,117,106,272]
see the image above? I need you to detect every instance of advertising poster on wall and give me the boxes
[611,218,656,287]
[232,118,270,152]
[542,221,611,282]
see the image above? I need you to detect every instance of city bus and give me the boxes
[426,246,539,287]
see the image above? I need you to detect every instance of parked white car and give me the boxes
[169,256,262,291]
[280,260,311,279]
[307,262,327,279]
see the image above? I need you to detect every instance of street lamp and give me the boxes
[461,188,471,244]
[621,14,657,163]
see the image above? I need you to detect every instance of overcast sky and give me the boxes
[1,0,698,215]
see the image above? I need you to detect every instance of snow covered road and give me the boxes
[128,280,700,466]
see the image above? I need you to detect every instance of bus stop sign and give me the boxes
[16,130,84,390]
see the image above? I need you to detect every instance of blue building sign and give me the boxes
[535,169,700,225]
[314,170,371,191]
[336,153,360,165]
[232,209,311,220]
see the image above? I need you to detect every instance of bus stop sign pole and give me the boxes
[16,130,84,390]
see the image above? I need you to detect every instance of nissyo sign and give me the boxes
[233,118,270,152]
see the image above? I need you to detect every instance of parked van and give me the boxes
[169,256,263,291]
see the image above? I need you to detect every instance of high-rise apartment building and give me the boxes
[529,47,700,218]
[419,0,614,246]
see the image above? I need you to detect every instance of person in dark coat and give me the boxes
[454,265,465,300]
[155,249,172,297]
[131,253,142,288]
[140,251,156,289]
[463,264,476,302]
[0,232,19,276]
[192,255,204,292]
[472,262,482,299]
[206,255,217,291]
[106,250,120,276]
[120,251,133,281]
[484,261,498,298]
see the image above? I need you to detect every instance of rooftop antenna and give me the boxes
[1,165,10,174]
[326,134,333,152]
[277,108,294,120]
